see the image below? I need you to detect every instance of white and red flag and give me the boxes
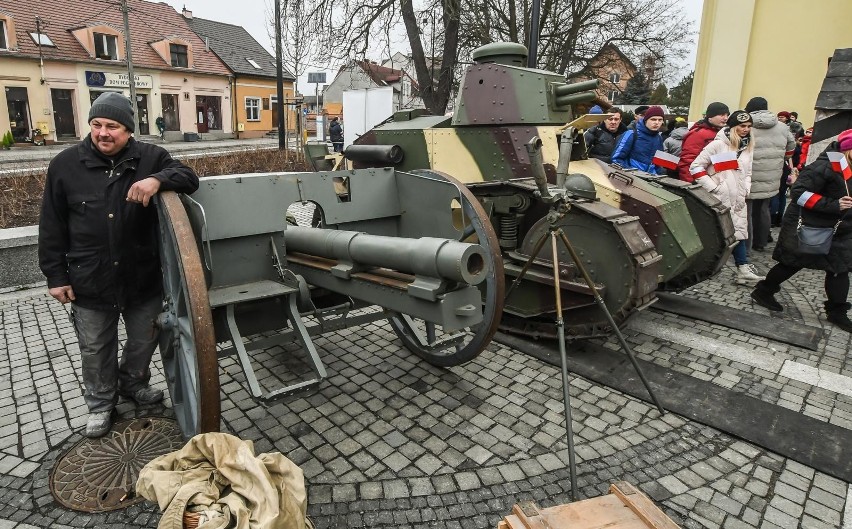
[689,165,708,180]
[827,151,852,180]
[652,150,679,170]
[710,151,739,172]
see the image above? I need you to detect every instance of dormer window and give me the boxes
[0,20,7,50]
[246,58,262,69]
[94,32,118,60]
[170,43,188,67]
[29,31,55,47]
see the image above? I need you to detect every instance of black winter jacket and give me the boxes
[39,136,199,310]
[773,142,852,274]
[583,121,626,161]
[329,121,343,143]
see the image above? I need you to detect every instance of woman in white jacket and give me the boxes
[690,110,764,285]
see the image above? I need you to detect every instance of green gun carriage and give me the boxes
[155,167,504,437]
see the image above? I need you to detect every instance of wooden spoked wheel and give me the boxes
[156,191,220,438]
[388,170,505,367]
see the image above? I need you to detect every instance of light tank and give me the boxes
[309,42,734,338]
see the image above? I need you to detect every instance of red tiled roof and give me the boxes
[355,60,404,86]
[0,0,229,75]
[352,59,420,92]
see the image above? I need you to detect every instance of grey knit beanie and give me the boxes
[88,92,135,132]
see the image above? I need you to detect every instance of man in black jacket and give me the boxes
[583,112,626,162]
[39,92,199,437]
[329,116,343,152]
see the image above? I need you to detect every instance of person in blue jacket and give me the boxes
[612,105,666,174]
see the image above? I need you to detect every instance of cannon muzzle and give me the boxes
[553,79,599,97]
[284,226,487,286]
[553,80,599,108]
[344,144,404,165]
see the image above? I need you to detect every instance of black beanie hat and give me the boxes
[745,96,768,113]
[705,102,729,119]
[726,110,752,128]
[88,92,135,132]
[634,105,649,116]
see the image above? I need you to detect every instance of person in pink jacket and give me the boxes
[690,110,764,285]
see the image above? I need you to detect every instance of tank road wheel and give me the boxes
[156,191,220,438]
[388,171,505,367]
[503,200,661,339]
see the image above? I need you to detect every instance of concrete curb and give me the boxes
[0,225,42,288]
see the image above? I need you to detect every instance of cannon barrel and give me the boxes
[284,226,487,285]
[553,79,599,97]
[554,90,599,107]
[344,144,404,165]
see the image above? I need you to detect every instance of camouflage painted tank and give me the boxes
[317,42,732,337]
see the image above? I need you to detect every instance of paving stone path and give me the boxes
[0,227,850,528]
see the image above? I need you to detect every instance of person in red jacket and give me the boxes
[677,102,730,182]
[797,127,813,170]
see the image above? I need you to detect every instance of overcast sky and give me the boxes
[162,0,704,91]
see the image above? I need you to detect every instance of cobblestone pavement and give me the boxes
[0,226,850,528]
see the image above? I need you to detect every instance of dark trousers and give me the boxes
[769,175,789,223]
[747,198,771,250]
[760,263,850,312]
[332,142,343,153]
[70,296,161,413]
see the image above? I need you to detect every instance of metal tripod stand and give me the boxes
[505,165,666,500]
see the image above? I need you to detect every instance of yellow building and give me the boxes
[183,10,297,138]
[690,0,852,125]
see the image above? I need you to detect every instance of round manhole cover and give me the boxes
[50,417,184,512]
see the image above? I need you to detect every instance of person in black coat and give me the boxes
[329,116,344,152]
[38,92,199,437]
[584,111,627,162]
[751,130,852,332]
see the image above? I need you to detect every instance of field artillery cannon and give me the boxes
[154,167,504,438]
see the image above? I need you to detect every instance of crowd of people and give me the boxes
[583,98,852,332]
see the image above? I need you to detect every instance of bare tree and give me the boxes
[267,0,316,95]
[300,0,461,114]
[300,0,690,114]
[460,0,689,83]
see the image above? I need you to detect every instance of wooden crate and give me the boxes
[497,481,680,529]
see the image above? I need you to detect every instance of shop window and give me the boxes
[196,95,221,130]
[161,93,180,131]
[245,97,261,121]
[94,32,118,60]
[170,44,188,67]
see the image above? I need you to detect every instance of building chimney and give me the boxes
[181,5,192,19]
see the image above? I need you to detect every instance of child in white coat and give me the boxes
[690,110,764,285]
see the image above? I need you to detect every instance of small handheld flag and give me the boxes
[827,152,852,180]
[710,151,739,172]
[652,150,679,170]
[689,165,708,179]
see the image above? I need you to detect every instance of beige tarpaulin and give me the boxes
[136,432,312,529]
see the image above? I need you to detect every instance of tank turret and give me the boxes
[452,43,598,127]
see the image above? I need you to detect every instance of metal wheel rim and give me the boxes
[388,170,505,367]
[157,191,220,438]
